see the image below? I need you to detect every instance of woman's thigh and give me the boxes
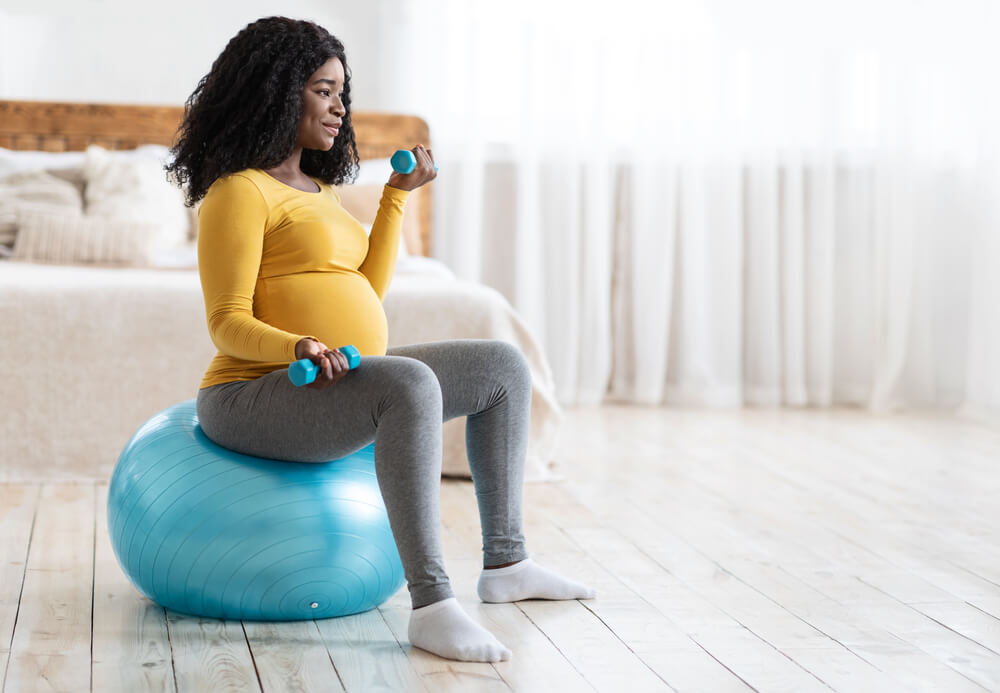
[195,353,441,463]
[386,339,530,421]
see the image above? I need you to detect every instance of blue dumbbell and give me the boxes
[288,345,362,386]
[391,149,439,174]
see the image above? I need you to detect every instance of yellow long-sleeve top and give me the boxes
[197,168,409,389]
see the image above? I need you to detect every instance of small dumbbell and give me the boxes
[391,149,439,175]
[288,345,362,386]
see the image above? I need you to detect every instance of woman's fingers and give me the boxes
[425,148,437,179]
[304,349,352,389]
[414,145,435,177]
[326,351,343,374]
[306,354,328,390]
[328,349,347,373]
[308,354,333,389]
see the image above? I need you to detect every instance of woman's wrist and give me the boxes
[295,337,318,360]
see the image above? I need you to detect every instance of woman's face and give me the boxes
[297,57,347,150]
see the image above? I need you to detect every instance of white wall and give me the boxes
[0,0,403,112]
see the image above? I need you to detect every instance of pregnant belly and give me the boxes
[257,271,389,356]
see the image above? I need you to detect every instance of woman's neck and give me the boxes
[265,146,303,178]
[264,147,319,191]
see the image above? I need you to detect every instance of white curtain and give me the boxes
[375,0,999,422]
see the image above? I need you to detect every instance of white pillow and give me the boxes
[82,145,189,251]
[0,170,83,248]
[12,208,160,265]
[0,169,82,206]
[0,147,86,180]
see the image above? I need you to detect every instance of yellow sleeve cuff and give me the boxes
[383,185,412,201]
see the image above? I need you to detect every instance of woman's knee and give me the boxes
[388,357,443,410]
[483,340,532,391]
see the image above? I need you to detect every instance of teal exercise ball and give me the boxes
[107,399,405,621]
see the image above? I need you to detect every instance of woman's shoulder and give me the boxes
[208,168,267,190]
[204,169,269,202]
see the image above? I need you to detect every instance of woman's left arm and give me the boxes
[359,145,437,299]
[359,185,409,299]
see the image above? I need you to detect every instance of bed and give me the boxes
[0,99,563,483]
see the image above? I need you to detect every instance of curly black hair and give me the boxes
[166,16,359,206]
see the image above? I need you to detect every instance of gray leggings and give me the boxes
[195,338,531,609]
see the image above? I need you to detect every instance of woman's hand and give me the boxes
[387,144,437,191]
[294,337,352,390]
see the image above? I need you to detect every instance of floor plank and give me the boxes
[910,601,1000,656]
[92,483,174,693]
[242,620,346,692]
[4,484,94,693]
[314,607,428,692]
[474,598,598,693]
[0,484,38,690]
[164,610,261,693]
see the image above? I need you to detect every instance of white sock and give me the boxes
[477,558,597,603]
[407,597,512,662]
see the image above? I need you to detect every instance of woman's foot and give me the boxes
[477,558,597,603]
[407,597,512,662]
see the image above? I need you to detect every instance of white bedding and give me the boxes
[0,256,564,483]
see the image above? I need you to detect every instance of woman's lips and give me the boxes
[324,125,339,136]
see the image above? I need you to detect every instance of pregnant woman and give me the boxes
[165,16,595,663]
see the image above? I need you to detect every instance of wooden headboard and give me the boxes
[0,99,433,256]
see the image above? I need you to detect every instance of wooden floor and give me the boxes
[2,405,1000,692]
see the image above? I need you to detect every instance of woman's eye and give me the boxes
[319,90,331,97]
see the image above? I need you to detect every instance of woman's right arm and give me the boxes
[197,174,315,362]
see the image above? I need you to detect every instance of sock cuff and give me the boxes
[411,596,458,618]
[481,558,533,577]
